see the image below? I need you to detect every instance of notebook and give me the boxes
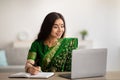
[9,72,54,79]
[60,48,107,79]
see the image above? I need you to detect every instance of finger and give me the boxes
[30,69,36,75]
[29,66,40,75]
[33,66,40,71]
[29,68,35,75]
[31,69,39,75]
[36,66,41,71]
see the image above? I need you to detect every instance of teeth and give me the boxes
[57,34,61,36]
[57,33,60,35]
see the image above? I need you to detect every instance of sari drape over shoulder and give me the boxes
[27,38,78,72]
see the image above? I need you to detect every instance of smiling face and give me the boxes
[49,18,65,39]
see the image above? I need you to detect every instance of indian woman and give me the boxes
[25,12,78,75]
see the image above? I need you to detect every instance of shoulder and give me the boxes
[62,37,78,42]
[31,39,43,47]
[29,40,44,52]
[61,37,78,48]
[59,37,78,44]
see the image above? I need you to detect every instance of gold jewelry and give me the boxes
[45,39,58,47]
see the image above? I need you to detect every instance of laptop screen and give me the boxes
[71,48,107,79]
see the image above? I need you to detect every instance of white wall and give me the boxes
[0,0,120,71]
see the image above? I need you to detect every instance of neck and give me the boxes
[48,36,58,42]
[44,37,58,47]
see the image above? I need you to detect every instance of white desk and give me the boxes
[0,71,120,80]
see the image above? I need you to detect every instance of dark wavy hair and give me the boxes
[37,12,66,41]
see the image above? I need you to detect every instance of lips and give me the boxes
[56,33,62,37]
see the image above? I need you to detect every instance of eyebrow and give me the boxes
[53,24,64,25]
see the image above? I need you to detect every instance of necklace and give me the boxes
[44,39,58,47]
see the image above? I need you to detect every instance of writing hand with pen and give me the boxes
[28,66,41,75]
[26,59,41,75]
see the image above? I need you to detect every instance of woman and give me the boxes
[25,12,78,75]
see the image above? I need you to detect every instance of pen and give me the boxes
[33,59,39,66]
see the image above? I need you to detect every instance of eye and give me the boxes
[53,24,58,28]
[61,25,64,28]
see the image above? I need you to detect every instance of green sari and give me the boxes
[27,38,78,72]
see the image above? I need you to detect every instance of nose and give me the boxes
[58,26,62,32]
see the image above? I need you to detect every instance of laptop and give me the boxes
[60,48,107,79]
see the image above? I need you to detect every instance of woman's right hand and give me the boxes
[28,66,41,75]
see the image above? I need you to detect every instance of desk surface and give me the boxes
[0,71,120,80]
